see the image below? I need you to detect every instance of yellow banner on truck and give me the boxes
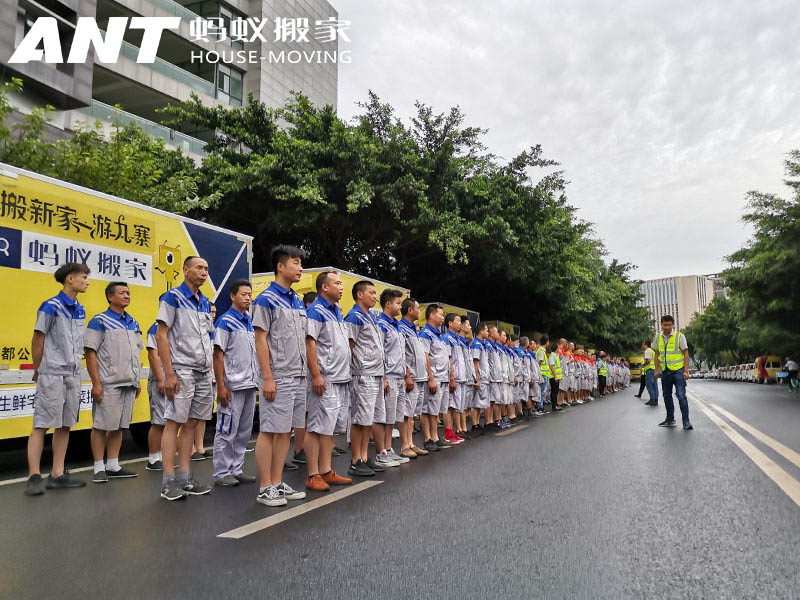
[416,302,480,331]
[0,164,252,441]
[252,267,409,317]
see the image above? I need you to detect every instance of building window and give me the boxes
[217,64,243,107]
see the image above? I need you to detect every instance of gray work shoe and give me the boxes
[234,473,257,484]
[46,471,86,489]
[386,448,409,464]
[161,479,186,501]
[107,467,138,479]
[182,476,212,496]
[93,470,108,483]
[25,474,46,496]
[214,474,240,487]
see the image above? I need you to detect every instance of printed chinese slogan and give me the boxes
[0,185,155,287]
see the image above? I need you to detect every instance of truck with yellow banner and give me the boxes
[415,302,480,331]
[0,164,252,443]
[252,267,409,317]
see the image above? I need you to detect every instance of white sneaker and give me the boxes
[387,448,409,464]
[257,485,287,507]
[276,481,306,500]
[575,399,584,404]
[376,450,400,467]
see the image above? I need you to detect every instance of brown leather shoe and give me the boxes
[399,447,417,459]
[411,445,429,456]
[321,471,352,486]
[306,474,330,492]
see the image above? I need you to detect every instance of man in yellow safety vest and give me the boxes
[653,314,692,430]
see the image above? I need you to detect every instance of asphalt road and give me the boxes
[1,380,799,599]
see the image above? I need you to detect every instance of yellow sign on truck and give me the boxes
[416,302,480,331]
[252,267,409,317]
[0,164,252,442]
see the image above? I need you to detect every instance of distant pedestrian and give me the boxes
[641,341,658,406]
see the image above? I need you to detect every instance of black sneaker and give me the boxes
[423,439,439,452]
[460,430,472,440]
[25,474,46,496]
[146,460,163,471]
[471,425,480,433]
[283,457,299,471]
[332,446,345,457]
[93,470,108,483]
[659,419,677,428]
[234,473,257,484]
[364,458,385,472]
[190,451,207,461]
[45,471,86,489]
[435,439,452,449]
[683,423,694,430]
[553,406,564,412]
[107,467,138,479]
[348,460,375,477]
[293,449,307,464]
[182,476,212,496]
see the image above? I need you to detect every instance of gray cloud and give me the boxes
[330,0,800,279]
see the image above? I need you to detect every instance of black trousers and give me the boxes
[598,375,606,395]
[637,377,646,396]
[550,377,560,404]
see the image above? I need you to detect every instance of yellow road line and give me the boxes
[693,398,800,509]
[689,390,800,470]
[218,480,384,539]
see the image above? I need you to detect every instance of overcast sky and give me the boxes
[329,0,800,280]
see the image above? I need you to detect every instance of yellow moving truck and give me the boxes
[416,302,480,330]
[252,267,409,317]
[628,354,644,380]
[0,164,252,442]
[482,320,520,337]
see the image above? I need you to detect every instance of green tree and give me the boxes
[724,149,800,357]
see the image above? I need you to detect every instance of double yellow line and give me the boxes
[689,390,800,508]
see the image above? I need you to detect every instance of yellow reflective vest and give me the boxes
[658,331,685,371]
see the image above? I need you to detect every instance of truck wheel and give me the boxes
[129,422,150,450]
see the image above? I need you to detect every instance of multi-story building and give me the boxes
[637,275,717,332]
[0,0,339,161]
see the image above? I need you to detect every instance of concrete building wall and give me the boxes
[639,274,717,332]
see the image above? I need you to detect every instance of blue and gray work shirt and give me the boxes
[399,317,427,383]
[214,307,260,391]
[419,324,450,382]
[84,308,143,388]
[377,313,406,378]
[251,281,308,378]
[343,304,385,377]
[33,291,86,376]
[306,295,351,384]
[471,338,490,384]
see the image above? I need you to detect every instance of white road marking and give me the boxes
[690,390,800,470]
[0,456,149,487]
[692,395,800,509]
[218,480,384,539]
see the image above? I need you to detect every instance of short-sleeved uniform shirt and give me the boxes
[214,308,260,391]
[471,338,490,384]
[156,282,213,371]
[84,309,143,387]
[443,330,467,383]
[146,323,159,382]
[487,341,503,383]
[462,337,476,384]
[306,296,351,384]
[343,304,385,377]
[34,291,86,375]
[419,324,450,382]
[377,313,405,378]
[251,281,308,378]
[399,317,427,382]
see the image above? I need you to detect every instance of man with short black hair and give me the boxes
[145,322,166,471]
[25,263,91,496]
[156,256,214,501]
[654,315,692,430]
[419,304,452,450]
[211,280,259,487]
[85,282,143,483]
[458,319,474,437]
[376,289,410,465]
[398,298,429,457]
[536,336,551,414]
[443,313,466,444]
[485,326,504,430]
[469,323,491,432]
[344,280,387,476]
[304,271,353,491]
[303,292,317,308]
[641,340,658,406]
[251,245,309,506]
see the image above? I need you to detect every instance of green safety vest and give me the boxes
[598,360,607,376]
[658,331,685,371]
[537,347,552,378]
[551,352,563,380]
[642,353,655,372]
